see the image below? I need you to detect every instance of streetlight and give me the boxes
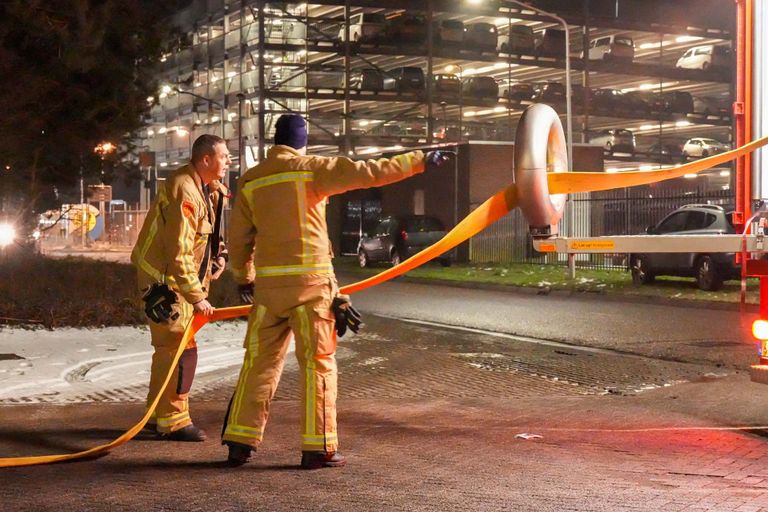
[173,87,226,140]
[505,0,573,172]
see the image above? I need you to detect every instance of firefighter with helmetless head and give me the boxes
[131,134,231,442]
[222,114,449,468]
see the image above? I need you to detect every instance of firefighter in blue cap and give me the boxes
[222,114,448,468]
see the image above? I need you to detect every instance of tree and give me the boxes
[0,0,186,214]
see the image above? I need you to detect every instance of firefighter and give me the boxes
[131,134,231,442]
[222,114,448,468]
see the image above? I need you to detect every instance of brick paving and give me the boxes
[2,315,768,511]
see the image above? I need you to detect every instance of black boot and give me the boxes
[161,424,207,442]
[225,442,253,466]
[300,451,347,469]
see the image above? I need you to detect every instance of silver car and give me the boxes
[682,138,730,159]
[589,128,636,155]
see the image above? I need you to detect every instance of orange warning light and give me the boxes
[753,319,768,341]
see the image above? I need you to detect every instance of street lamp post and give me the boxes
[506,0,573,172]
[444,64,463,142]
[174,88,226,140]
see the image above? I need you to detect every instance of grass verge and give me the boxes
[334,257,761,305]
[0,255,240,328]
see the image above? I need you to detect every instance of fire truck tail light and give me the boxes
[753,319,768,341]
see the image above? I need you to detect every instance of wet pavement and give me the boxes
[4,299,768,511]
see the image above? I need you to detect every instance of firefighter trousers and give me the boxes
[146,299,198,434]
[222,279,339,452]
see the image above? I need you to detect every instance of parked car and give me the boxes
[658,91,694,114]
[435,19,464,45]
[462,76,499,99]
[497,24,536,54]
[624,90,663,113]
[499,80,534,102]
[629,204,739,291]
[648,142,684,162]
[693,95,731,117]
[383,67,425,93]
[338,12,386,43]
[465,23,498,51]
[385,13,426,44]
[431,73,461,95]
[590,129,636,155]
[358,215,451,267]
[622,91,654,114]
[591,88,624,110]
[585,34,634,62]
[535,28,566,57]
[348,68,386,91]
[676,44,732,70]
[306,69,344,90]
[532,82,566,104]
[682,138,730,159]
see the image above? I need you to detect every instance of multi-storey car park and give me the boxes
[137,0,737,267]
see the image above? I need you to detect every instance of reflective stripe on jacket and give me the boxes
[228,145,425,286]
[131,164,227,304]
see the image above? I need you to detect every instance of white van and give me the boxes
[337,12,386,43]
[585,34,634,62]
[675,44,732,70]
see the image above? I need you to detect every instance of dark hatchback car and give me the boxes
[383,67,425,93]
[358,215,451,267]
[629,204,739,291]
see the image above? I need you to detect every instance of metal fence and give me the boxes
[470,187,734,270]
[40,207,148,252]
[41,188,735,271]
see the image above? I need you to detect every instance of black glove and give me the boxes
[141,283,180,324]
[332,295,363,338]
[426,150,451,167]
[238,283,254,305]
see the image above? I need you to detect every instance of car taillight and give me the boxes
[400,229,408,241]
[753,319,768,341]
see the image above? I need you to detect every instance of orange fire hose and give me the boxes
[2,134,768,467]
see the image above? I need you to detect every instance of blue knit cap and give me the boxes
[274,114,308,149]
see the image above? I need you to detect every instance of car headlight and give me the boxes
[0,223,16,248]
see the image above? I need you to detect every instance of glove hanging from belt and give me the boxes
[141,283,180,324]
[331,294,363,338]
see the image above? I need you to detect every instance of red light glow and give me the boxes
[752,319,768,341]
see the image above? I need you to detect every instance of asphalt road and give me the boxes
[343,275,758,369]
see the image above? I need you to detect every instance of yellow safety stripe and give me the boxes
[242,171,313,193]
[296,178,308,265]
[302,434,338,443]
[298,305,316,437]
[246,305,266,358]
[231,305,266,426]
[179,208,198,285]
[224,424,264,439]
[254,263,333,277]
[135,191,168,282]
[156,411,190,427]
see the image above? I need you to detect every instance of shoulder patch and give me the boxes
[182,200,196,220]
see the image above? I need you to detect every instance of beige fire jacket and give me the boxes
[228,145,425,287]
[131,164,228,304]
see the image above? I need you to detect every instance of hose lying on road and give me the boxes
[2,133,768,468]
